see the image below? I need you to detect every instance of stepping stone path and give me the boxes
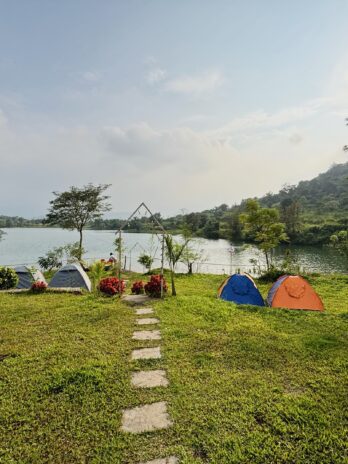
[132,330,161,341]
[136,317,160,325]
[123,294,151,305]
[131,370,169,388]
[121,295,178,462]
[139,457,178,464]
[136,307,154,315]
[131,346,161,360]
[121,401,172,433]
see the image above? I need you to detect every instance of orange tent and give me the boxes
[267,275,324,311]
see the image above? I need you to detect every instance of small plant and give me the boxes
[31,281,48,293]
[89,261,108,291]
[138,253,154,272]
[258,265,285,283]
[38,246,64,271]
[64,242,86,263]
[99,277,125,296]
[0,267,19,290]
[131,280,144,295]
[144,274,167,298]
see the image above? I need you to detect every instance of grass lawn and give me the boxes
[0,273,347,463]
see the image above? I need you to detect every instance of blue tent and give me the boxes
[218,273,265,306]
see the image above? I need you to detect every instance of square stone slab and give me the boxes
[132,330,161,341]
[131,347,161,360]
[136,307,154,315]
[136,318,160,325]
[121,401,172,433]
[139,457,178,464]
[131,370,169,388]
[123,294,151,305]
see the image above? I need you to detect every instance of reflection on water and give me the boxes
[0,228,346,274]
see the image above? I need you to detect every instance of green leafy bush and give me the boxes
[258,266,285,283]
[0,267,19,289]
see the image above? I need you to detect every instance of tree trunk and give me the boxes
[171,270,176,296]
[265,250,270,271]
[78,229,83,260]
[188,262,193,274]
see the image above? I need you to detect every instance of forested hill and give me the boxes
[260,162,348,217]
[161,161,348,245]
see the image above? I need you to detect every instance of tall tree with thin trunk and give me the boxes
[45,184,111,260]
[164,234,191,296]
[240,199,288,270]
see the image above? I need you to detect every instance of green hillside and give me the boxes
[163,162,348,245]
[261,162,348,220]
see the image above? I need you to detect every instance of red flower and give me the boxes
[31,280,48,293]
[131,280,144,295]
[144,275,167,298]
[99,277,125,296]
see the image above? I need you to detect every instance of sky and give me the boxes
[0,0,347,218]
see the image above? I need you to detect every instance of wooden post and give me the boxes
[118,229,122,293]
[160,233,165,298]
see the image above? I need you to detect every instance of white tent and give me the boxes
[14,266,47,289]
[48,263,91,292]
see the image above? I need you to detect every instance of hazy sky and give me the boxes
[0,0,347,218]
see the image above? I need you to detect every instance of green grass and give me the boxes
[0,273,347,463]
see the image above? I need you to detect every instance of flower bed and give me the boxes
[31,281,48,293]
[99,277,125,296]
[144,275,167,298]
[131,280,144,295]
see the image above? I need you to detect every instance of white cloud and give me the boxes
[82,71,101,82]
[212,104,319,137]
[101,122,219,172]
[164,71,223,95]
[146,67,167,85]
[0,81,346,217]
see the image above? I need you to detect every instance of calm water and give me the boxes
[0,228,346,274]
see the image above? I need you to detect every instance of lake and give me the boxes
[0,228,346,275]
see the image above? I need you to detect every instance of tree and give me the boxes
[38,242,86,271]
[202,218,220,239]
[330,230,348,264]
[138,253,154,272]
[180,243,206,274]
[45,184,111,260]
[240,199,288,270]
[164,234,191,296]
[280,198,302,238]
[0,229,5,242]
[38,246,64,271]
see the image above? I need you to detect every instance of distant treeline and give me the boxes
[0,216,43,228]
[90,162,348,245]
[2,162,348,246]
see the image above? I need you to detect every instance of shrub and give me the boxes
[144,274,167,298]
[99,277,125,296]
[38,247,64,271]
[0,267,19,290]
[258,266,285,283]
[31,281,48,293]
[89,261,108,291]
[131,280,144,295]
[138,254,154,271]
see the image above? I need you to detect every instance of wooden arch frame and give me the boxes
[116,202,167,297]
